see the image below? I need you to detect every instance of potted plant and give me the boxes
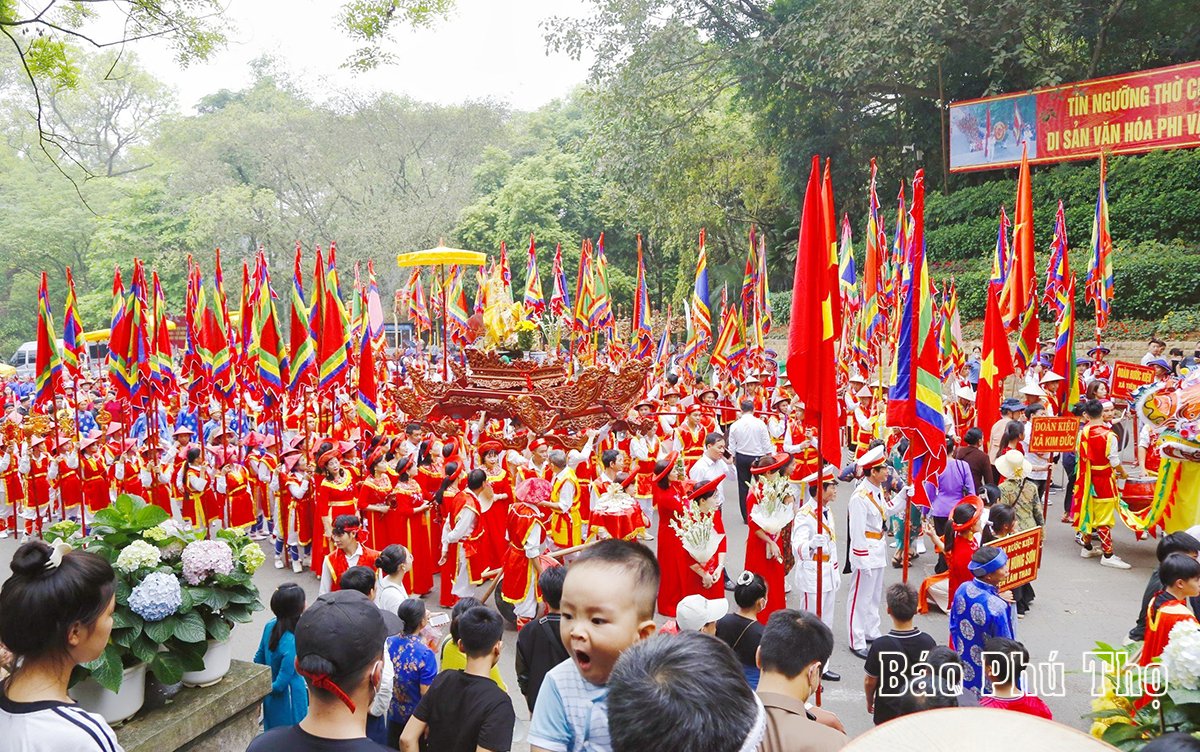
[48,498,190,723]
[176,527,265,686]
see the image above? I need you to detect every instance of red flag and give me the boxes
[977,283,1015,441]
[1001,144,1036,327]
[786,156,841,467]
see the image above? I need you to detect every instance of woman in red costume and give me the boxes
[312,441,358,577]
[744,453,793,624]
[434,461,471,607]
[478,441,513,573]
[413,439,444,554]
[391,455,434,595]
[680,476,727,604]
[652,453,688,617]
[218,454,256,530]
[358,449,397,551]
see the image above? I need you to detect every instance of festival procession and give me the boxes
[3,3,1200,752]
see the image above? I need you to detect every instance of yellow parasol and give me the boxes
[397,243,488,378]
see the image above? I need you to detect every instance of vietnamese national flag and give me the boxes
[1001,143,1036,329]
[977,283,1015,440]
[786,156,842,467]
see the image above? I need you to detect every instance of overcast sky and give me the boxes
[132,0,595,112]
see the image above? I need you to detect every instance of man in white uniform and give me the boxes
[793,464,842,681]
[846,446,910,659]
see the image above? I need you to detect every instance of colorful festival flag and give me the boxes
[573,239,594,333]
[550,243,570,317]
[355,297,379,434]
[710,307,747,370]
[1044,201,1070,315]
[863,159,888,350]
[34,272,62,407]
[62,267,84,379]
[1088,153,1115,332]
[885,171,946,507]
[691,229,711,342]
[289,243,317,392]
[523,234,545,315]
[632,234,652,359]
[317,248,348,392]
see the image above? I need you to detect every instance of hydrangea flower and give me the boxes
[239,543,266,575]
[1163,620,1200,690]
[128,572,183,622]
[160,540,185,562]
[115,540,162,573]
[181,540,234,585]
[143,525,170,542]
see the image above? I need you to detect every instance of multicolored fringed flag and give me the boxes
[523,234,545,316]
[550,243,570,318]
[34,272,62,408]
[885,172,946,507]
[317,247,348,392]
[255,263,287,408]
[355,307,379,434]
[632,235,652,358]
[573,239,594,333]
[61,267,84,379]
[1044,201,1070,316]
[710,307,747,370]
[1088,153,1114,333]
[288,243,316,393]
[691,229,711,342]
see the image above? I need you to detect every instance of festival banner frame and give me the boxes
[949,61,1200,172]
[1029,416,1080,453]
[1111,360,1157,400]
[993,527,1044,592]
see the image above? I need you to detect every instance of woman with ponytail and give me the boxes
[253,583,308,729]
[0,540,120,752]
[923,496,984,604]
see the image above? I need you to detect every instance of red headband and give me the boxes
[295,664,357,713]
[951,495,985,533]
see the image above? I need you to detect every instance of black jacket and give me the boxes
[515,613,570,712]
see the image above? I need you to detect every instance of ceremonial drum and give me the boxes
[1121,477,1156,515]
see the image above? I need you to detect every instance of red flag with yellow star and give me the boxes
[977,282,1015,440]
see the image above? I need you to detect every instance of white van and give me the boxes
[9,341,37,379]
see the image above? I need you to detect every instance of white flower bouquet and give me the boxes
[671,502,723,566]
[749,474,795,535]
[592,486,639,516]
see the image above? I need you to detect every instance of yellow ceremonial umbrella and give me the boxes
[396,244,487,379]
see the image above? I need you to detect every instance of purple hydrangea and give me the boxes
[128,572,183,622]
[180,540,234,585]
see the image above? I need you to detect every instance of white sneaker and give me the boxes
[0,530,8,539]
[1101,555,1132,570]
[292,559,304,574]
[274,557,285,569]
[1080,547,1102,559]
[915,538,927,555]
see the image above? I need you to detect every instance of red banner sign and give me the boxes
[1029,416,1079,453]
[950,61,1200,172]
[1111,360,1157,399]
[994,527,1043,592]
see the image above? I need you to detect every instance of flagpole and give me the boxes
[72,377,87,537]
[276,401,289,569]
[440,265,449,382]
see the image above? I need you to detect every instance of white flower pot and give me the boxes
[181,638,233,687]
[70,662,147,725]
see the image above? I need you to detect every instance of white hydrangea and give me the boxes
[1161,620,1200,690]
[114,539,162,573]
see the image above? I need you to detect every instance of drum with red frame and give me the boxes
[1121,476,1156,516]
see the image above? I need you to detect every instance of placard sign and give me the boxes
[1029,416,1079,453]
[1111,361,1156,399]
[994,527,1044,592]
[949,61,1200,172]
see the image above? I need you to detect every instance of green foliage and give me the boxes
[24,38,78,91]
[339,0,456,70]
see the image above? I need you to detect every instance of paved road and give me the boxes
[0,465,1152,748]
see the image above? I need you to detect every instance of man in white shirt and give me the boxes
[1142,338,1167,365]
[726,400,773,523]
[688,432,735,590]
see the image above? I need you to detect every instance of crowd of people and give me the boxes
[0,333,1197,751]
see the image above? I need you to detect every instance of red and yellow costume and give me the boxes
[314,470,358,575]
[1074,423,1119,532]
[58,453,83,517]
[950,402,976,444]
[357,473,397,551]
[500,500,545,606]
[224,464,256,529]
[548,466,583,548]
[325,543,379,592]
[80,453,110,514]
[393,479,434,595]
[677,421,706,470]
[284,469,313,547]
